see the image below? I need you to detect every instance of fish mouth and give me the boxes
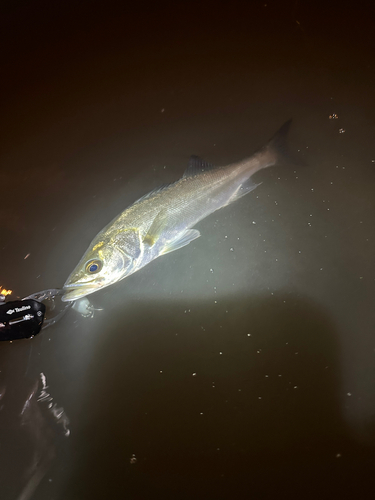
[61,283,101,302]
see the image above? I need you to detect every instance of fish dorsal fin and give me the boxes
[183,155,215,178]
[133,184,171,205]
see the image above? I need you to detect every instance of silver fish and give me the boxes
[62,120,291,301]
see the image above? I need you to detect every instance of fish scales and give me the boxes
[62,120,291,301]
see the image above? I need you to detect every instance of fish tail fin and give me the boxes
[255,119,293,169]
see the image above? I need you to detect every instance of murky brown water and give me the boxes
[1,1,375,499]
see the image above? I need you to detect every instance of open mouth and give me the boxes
[61,284,100,302]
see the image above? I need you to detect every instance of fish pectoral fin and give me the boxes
[161,229,201,255]
[143,211,168,247]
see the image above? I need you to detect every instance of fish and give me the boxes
[62,120,292,302]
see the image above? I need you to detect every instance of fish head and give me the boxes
[62,232,139,302]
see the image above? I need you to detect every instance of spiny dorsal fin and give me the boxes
[183,155,215,178]
[133,184,171,205]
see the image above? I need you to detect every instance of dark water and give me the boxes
[1,1,375,498]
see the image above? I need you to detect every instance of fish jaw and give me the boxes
[61,283,103,302]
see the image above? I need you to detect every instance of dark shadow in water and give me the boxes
[0,352,69,500]
[64,292,375,500]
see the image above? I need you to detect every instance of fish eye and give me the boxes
[85,259,102,274]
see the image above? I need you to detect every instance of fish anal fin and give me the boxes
[161,229,201,255]
[225,181,262,206]
[183,155,215,178]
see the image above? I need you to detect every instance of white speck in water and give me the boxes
[278,374,282,377]
[159,371,163,374]
[224,235,228,239]
[210,268,214,273]
[24,253,30,259]
[230,247,234,251]
[320,268,323,271]
[252,221,256,224]
[200,412,204,415]
[329,113,338,119]
[294,386,298,389]
[339,128,345,134]
[311,188,314,191]
[336,453,342,458]
[161,108,165,113]
[265,375,269,378]
[192,373,197,377]
[219,352,223,355]
[258,397,262,400]
[347,392,352,396]
[247,333,251,337]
